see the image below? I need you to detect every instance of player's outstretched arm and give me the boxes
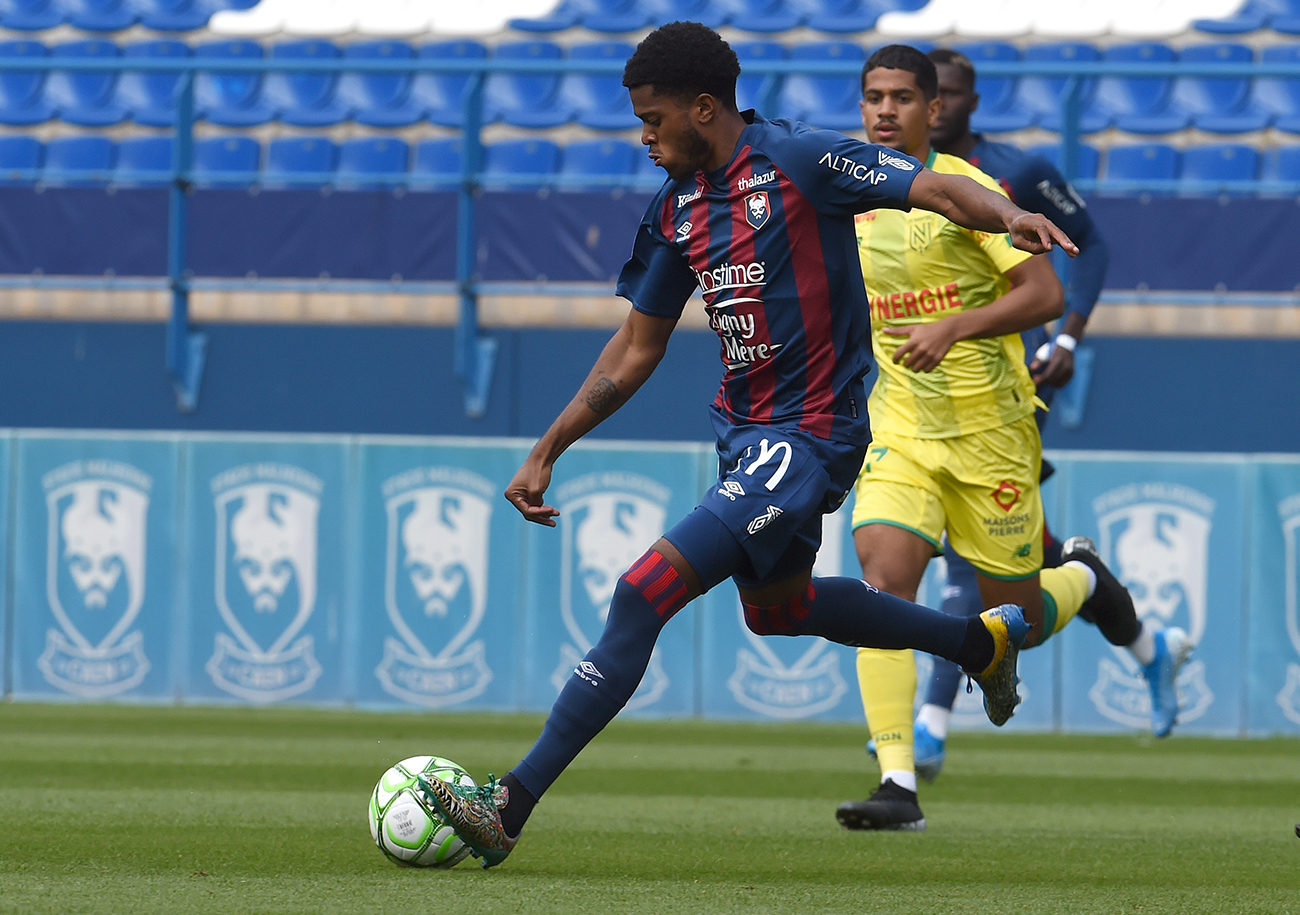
[886,255,1064,372]
[907,169,1079,257]
[505,307,678,526]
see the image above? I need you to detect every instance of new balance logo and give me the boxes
[878,150,916,171]
[676,220,692,241]
[746,505,783,535]
[575,660,605,686]
[718,480,745,501]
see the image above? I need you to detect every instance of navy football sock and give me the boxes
[927,550,986,709]
[511,551,688,812]
[740,576,982,666]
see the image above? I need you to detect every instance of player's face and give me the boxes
[931,63,978,151]
[860,67,940,158]
[630,85,713,181]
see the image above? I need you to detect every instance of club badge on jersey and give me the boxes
[744,191,770,230]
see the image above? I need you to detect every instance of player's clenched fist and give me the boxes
[505,458,560,526]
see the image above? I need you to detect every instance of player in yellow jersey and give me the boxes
[835,45,1156,832]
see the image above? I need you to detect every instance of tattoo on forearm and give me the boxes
[585,377,619,415]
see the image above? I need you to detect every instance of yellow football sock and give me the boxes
[1037,565,1090,644]
[855,647,916,778]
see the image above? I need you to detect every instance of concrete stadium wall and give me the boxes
[5,428,1300,737]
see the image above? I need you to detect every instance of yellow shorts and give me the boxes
[850,415,1044,580]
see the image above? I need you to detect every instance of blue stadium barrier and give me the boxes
[4,429,1300,737]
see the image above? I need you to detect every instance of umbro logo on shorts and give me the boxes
[746,505,783,535]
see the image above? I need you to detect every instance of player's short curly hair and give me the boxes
[928,48,977,90]
[862,44,939,100]
[622,21,740,110]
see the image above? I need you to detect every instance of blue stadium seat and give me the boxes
[1261,145,1300,186]
[485,41,570,129]
[1179,143,1259,195]
[411,137,461,189]
[1172,44,1272,134]
[46,40,126,127]
[560,139,637,182]
[734,40,785,114]
[1018,43,1107,133]
[562,42,636,131]
[777,41,865,131]
[0,0,64,30]
[1103,143,1179,195]
[0,135,41,183]
[639,0,729,28]
[193,134,259,187]
[583,0,655,31]
[952,42,1032,133]
[1093,43,1189,135]
[513,0,650,33]
[803,0,891,34]
[43,135,114,186]
[262,40,350,127]
[420,40,488,129]
[1023,142,1101,180]
[1252,45,1300,134]
[483,138,560,188]
[337,137,408,189]
[0,41,53,125]
[265,136,338,187]
[195,40,274,127]
[61,0,138,31]
[335,41,419,129]
[139,0,259,33]
[1194,0,1300,34]
[715,0,804,33]
[114,40,189,128]
[114,136,171,186]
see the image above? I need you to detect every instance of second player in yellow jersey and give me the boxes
[836,45,1157,835]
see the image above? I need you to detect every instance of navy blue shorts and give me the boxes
[691,416,865,589]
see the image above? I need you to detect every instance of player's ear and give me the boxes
[927,94,942,127]
[859,98,869,132]
[694,93,717,125]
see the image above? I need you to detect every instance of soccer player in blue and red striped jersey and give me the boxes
[413,21,1078,869]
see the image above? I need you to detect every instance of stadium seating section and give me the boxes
[0,0,1294,195]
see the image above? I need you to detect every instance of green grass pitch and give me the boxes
[1,702,1297,915]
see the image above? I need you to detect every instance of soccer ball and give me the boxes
[369,756,475,868]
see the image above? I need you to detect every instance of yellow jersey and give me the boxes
[855,150,1036,439]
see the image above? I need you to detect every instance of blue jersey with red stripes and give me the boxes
[616,112,921,447]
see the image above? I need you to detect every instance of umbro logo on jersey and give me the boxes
[744,191,770,230]
[676,220,693,241]
[746,505,783,535]
[677,188,702,208]
[575,660,605,685]
[878,150,916,171]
